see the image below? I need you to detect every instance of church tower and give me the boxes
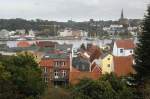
[121,9,124,19]
[119,8,129,27]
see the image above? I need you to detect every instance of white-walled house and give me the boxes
[0,29,10,38]
[59,28,72,37]
[113,39,135,56]
[59,28,88,37]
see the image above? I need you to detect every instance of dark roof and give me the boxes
[38,47,55,52]
[0,45,39,52]
[55,44,72,51]
[72,57,90,71]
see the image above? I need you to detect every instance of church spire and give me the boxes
[121,8,124,19]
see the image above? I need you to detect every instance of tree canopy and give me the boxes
[0,53,46,99]
[72,73,134,99]
[134,5,150,99]
[134,5,150,81]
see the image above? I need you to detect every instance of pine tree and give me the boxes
[134,5,150,81]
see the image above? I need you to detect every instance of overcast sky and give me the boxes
[0,0,149,21]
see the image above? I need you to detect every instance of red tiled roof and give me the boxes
[36,41,57,48]
[116,39,135,49]
[69,65,101,85]
[69,71,101,85]
[39,59,53,67]
[17,41,31,48]
[91,63,101,73]
[91,62,96,71]
[113,56,135,76]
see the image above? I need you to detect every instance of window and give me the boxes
[130,50,132,53]
[54,62,57,67]
[54,70,59,79]
[107,64,110,67]
[62,62,65,66]
[54,71,58,76]
[44,67,48,73]
[107,58,110,60]
[120,49,124,53]
[44,76,48,82]
[55,61,59,67]
[62,70,66,77]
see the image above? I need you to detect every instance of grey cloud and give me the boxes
[0,0,149,21]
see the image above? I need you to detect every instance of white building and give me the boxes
[16,29,26,34]
[9,31,16,36]
[103,25,124,34]
[28,30,35,37]
[0,29,10,38]
[59,28,88,37]
[59,28,72,37]
[113,39,135,56]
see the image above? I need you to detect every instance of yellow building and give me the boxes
[101,54,114,74]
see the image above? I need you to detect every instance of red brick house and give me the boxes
[39,53,71,85]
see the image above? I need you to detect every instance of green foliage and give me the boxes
[134,5,150,99]
[134,5,150,80]
[72,73,134,99]
[0,63,11,80]
[41,86,72,99]
[0,53,46,99]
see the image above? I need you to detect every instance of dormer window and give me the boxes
[120,49,123,53]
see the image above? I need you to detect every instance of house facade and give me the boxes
[101,54,114,74]
[39,53,71,85]
[113,39,135,56]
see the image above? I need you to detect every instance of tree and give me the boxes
[0,63,12,99]
[134,5,150,81]
[72,73,134,99]
[0,53,46,99]
[134,5,150,99]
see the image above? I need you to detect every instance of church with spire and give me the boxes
[120,9,124,20]
[119,9,129,27]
